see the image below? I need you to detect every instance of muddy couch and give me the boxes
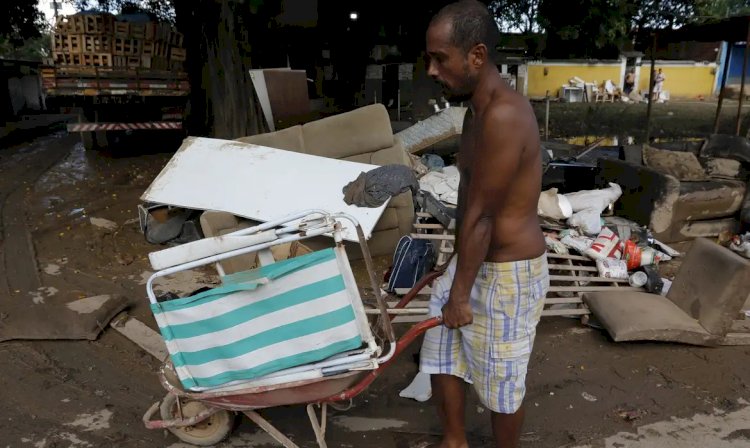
[598,150,747,243]
[201,104,414,260]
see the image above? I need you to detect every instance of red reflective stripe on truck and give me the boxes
[67,122,182,132]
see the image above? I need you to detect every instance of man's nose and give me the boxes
[427,61,438,79]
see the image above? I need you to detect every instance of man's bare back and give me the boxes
[455,80,545,263]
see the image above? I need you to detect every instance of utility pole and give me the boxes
[51,1,60,21]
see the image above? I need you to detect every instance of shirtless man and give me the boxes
[418,1,549,447]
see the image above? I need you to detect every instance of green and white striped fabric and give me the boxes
[150,248,364,391]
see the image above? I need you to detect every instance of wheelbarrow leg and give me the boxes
[306,403,328,448]
[244,410,299,448]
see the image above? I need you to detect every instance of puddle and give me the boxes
[36,143,94,191]
[565,136,633,146]
[562,135,704,146]
[40,196,65,209]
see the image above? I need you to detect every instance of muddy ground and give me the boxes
[0,119,749,447]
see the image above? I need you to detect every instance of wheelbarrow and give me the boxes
[141,210,443,446]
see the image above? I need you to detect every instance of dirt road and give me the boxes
[1,132,749,447]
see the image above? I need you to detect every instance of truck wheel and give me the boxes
[159,393,235,446]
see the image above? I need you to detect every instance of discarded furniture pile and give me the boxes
[394,108,750,344]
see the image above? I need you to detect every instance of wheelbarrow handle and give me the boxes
[322,316,443,403]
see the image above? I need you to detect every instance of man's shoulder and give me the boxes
[484,91,534,129]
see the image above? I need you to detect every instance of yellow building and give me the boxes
[522,58,718,100]
[524,60,624,99]
[638,63,717,99]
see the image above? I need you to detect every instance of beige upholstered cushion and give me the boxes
[371,142,412,167]
[234,125,305,153]
[302,104,394,159]
[341,153,373,164]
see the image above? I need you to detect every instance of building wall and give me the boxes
[638,63,717,98]
[727,43,746,85]
[526,61,623,98]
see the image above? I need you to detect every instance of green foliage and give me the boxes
[538,0,632,58]
[488,0,542,33]
[0,1,48,59]
[67,0,175,22]
[694,0,750,18]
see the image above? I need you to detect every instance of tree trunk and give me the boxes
[174,0,266,139]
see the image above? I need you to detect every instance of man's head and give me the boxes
[426,0,499,102]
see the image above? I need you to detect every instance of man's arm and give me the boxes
[442,106,524,328]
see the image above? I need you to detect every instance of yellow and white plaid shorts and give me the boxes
[419,254,549,414]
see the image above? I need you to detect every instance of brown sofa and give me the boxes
[598,157,746,243]
[201,103,415,259]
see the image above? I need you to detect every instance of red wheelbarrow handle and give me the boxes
[322,316,443,403]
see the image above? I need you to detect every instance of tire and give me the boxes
[159,394,235,446]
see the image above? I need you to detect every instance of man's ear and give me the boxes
[469,44,487,68]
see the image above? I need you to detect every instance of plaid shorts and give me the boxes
[419,254,549,414]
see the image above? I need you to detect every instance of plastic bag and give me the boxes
[538,188,573,220]
[564,183,622,213]
[568,209,603,235]
[585,227,622,260]
[596,258,628,279]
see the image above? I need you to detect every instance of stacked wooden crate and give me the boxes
[52,14,186,70]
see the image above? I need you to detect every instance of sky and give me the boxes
[37,0,77,27]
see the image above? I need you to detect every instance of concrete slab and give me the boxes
[571,402,750,448]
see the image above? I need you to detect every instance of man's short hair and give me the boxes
[431,0,500,54]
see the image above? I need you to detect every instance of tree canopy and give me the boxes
[491,0,750,58]
[1,0,48,59]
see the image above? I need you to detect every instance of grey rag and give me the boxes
[342,164,418,207]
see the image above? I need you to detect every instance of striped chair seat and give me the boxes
[150,248,373,391]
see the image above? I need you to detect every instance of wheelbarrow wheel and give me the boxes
[160,394,235,446]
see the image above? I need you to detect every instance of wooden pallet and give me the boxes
[56,16,86,34]
[67,34,83,53]
[114,22,129,38]
[52,34,65,52]
[129,23,146,39]
[113,38,142,56]
[169,31,184,47]
[169,47,186,62]
[54,52,83,66]
[82,35,112,53]
[405,211,642,318]
[83,14,114,34]
[81,53,112,67]
[414,211,455,267]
